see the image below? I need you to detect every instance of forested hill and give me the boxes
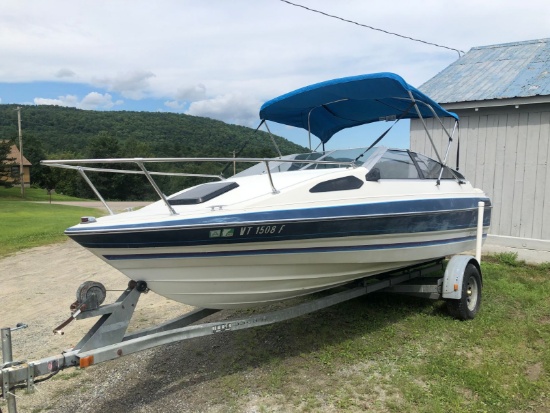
[0,104,307,200]
[0,104,305,158]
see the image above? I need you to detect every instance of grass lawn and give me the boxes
[196,254,549,412]
[0,187,101,257]
[0,186,89,202]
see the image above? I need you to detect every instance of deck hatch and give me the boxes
[168,181,239,205]
[309,176,364,193]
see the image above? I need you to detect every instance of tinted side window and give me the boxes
[375,150,420,179]
[440,166,464,180]
[413,153,441,179]
[310,176,364,193]
[413,153,464,180]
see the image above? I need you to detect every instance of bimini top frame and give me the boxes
[259,72,458,144]
[258,72,460,181]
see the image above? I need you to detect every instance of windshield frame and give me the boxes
[233,147,387,178]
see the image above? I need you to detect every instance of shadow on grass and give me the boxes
[89,291,443,411]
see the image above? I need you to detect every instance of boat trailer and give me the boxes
[1,254,483,413]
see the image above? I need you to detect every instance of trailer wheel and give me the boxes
[446,263,481,320]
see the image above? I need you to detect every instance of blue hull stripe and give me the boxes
[68,204,492,249]
[66,197,492,233]
[103,234,485,261]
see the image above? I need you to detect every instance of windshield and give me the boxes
[233,147,377,178]
[371,149,465,180]
[304,148,375,170]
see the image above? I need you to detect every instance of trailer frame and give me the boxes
[1,253,483,413]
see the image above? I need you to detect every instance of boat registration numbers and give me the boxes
[239,224,285,236]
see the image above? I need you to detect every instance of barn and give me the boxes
[1,142,31,187]
[410,38,550,261]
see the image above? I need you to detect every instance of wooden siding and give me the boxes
[1,165,31,187]
[411,108,550,241]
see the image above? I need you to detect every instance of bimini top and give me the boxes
[259,72,459,143]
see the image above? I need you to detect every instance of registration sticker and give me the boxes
[209,229,221,238]
[222,228,234,237]
[210,228,235,238]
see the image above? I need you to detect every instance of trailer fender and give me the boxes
[442,255,481,300]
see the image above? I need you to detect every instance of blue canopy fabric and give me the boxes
[259,72,459,143]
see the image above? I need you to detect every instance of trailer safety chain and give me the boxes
[5,365,60,394]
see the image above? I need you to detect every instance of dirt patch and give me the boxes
[526,362,544,382]
[0,240,195,412]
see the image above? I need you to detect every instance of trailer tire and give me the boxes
[446,263,481,320]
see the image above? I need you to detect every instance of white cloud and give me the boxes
[164,100,184,110]
[93,71,155,99]
[186,93,261,126]
[163,84,207,110]
[80,92,121,109]
[34,92,122,110]
[175,84,207,102]
[2,0,550,125]
[55,68,76,78]
[34,95,79,107]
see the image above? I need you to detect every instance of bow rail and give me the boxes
[41,156,356,215]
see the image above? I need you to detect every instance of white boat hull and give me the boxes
[89,227,486,308]
[63,153,492,309]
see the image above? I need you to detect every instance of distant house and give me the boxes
[1,142,31,187]
[410,38,550,254]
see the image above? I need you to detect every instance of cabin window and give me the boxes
[309,176,364,193]
[234,148,377,177]
[412,153,464,180]
[168,181,239,205]
[373,150,420,179]
[10,166,19,178]
[288,152,325,171]
[306,148,375,170]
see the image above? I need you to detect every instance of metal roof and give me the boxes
[420,38,550,104]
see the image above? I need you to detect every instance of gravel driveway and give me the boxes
[2,237,321,413]
[1,241,244,413]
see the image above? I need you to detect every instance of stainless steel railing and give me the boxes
[42,156,356,215]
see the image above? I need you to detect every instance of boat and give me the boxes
[43,72,491,309]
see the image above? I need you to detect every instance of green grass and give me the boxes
[189,258,550,412]
[0,186,89,202]
[0,193,101,257]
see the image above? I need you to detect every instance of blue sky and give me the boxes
[1,0,549,150]
[0,82,165,112]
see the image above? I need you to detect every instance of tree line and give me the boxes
[0,104,307,200]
